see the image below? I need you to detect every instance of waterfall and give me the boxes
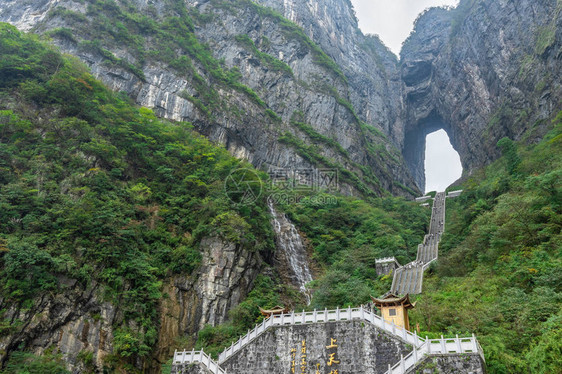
[268,201,313,304]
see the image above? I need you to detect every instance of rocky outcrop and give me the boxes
[401,0,562,188]
[153,236,261,371]
[0,236,260,373]
[0,276,121,372]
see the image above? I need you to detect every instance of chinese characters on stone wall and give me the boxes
[289,337,340,374]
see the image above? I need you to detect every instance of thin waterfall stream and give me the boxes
[268,201,313,304]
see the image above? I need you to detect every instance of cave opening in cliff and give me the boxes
[403,115,462,194]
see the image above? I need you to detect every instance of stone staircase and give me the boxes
[172,350,226,374]
[390,192,446,295]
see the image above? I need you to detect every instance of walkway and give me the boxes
[390,192,446,295]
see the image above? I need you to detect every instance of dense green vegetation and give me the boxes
[0,23,274,372]
[410,112,562,373]
[2,351,70,374]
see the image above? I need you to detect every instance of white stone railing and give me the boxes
[376,257,398,263]
[172,315,484,374]
[384,334,485,374]
[447,190,463,198]
[173,349,227,374]
[217,306,425,363]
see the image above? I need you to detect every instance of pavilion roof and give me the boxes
[259,306,289,316]
[371,293,416,309]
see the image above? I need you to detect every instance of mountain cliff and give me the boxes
[0,0,418,197]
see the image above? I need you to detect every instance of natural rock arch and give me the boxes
[402,113,461,191]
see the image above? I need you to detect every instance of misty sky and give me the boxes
[349,0,462,192]
[424,130,462,193]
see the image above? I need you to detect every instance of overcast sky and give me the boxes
[350,0,460,55]
[349,0,462,192]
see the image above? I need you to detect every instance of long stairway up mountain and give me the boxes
[390,192,446,295]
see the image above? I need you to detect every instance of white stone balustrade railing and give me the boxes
[172,312,484,374]
[217,306,425,363]
[173,349,227,374]
[384,334,485,374]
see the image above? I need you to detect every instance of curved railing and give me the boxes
[384,334,485,374]
[217,305,425,363]
[173,350,227,374]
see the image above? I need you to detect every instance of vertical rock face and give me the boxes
[255,0,405,145]
[401,0,562,187]
[153,236,261,371]
[0,0,559,190]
